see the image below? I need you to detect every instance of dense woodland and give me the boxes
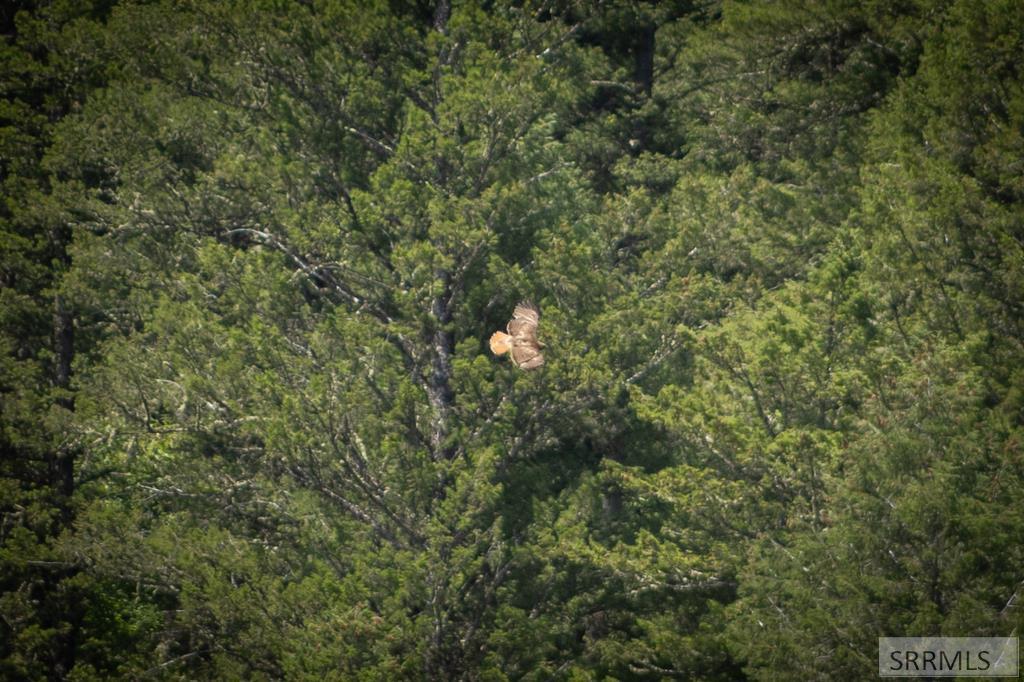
[2,0,1023,679]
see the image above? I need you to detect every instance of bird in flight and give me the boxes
[489,301,545,370]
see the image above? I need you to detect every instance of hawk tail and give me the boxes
[489,331,511,355]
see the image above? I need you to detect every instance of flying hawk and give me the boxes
[489,301,545,370]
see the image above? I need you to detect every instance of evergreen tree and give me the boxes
[1,0,1021,679]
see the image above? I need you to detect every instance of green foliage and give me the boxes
[2,0,1022,678]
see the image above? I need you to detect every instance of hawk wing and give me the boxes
[506,302,540,338]
[507,302,544,370]
[510,343,544,369]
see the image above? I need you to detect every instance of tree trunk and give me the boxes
[633,21,655,96]
[51,291,81,678]
[426,274,455,462]
[629,20,656,153]
[52,294,76,510]
[433,0,450,33]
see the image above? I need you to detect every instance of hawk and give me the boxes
[489,301,545,370]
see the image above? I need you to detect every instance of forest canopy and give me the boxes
[2,0,1022,679]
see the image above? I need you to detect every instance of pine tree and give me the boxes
[3,0,1022,678]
